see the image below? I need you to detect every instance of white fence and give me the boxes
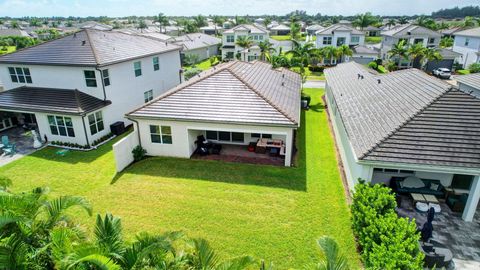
[113,132,139,172]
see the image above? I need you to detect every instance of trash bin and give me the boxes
[110,121,125,136]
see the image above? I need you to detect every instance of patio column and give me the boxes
[284,129,293,167]
[462,175,480,222]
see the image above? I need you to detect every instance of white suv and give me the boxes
[432,68,452,79]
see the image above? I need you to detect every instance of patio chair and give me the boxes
[1,136,10,148]
[3,143,16,156]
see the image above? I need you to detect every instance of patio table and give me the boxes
[423,194,439,203]
[411,193,426,204]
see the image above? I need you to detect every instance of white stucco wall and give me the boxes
[453,35,480,68]
[222,29,268,60]
[135,118,295,166]
[113,131,139,172]
[315,32,365,49]
[184,45,219,61]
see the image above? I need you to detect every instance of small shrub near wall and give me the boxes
[351,181,424,270]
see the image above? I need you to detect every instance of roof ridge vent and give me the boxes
[81,40,86,46]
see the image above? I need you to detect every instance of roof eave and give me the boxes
[358,159,480,175]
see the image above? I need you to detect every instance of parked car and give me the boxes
[432,68,452,79]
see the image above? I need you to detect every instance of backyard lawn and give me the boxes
[0,46,16,55]
[184,58,219,71]
[0,88,361,269]
[365,36,382,44]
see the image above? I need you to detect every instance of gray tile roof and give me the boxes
[363,89,480,168]
[352,45,379,55]
[0,29,181,67]
[271,24,290,31]
[453,27,480,38]
[223,24,268,34]
[325,62,453,161]
[315,24,364,35]
[0,29,30,37]
[170,33,221,50]
[456,73,480,89]
[0,86,111,115]
[128,61,301,127]
[381,24,441,38]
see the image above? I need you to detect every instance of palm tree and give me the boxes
[258,40,275,61]
[407,43,426,68]
[388,40,409,69]
[312,236,349,270]
[463,16,475,28]
[287,40,319,77]
[398,17,408,25]
[353,12,375,30]
[194,15,207,28]
[422,47,443,70]
[0,186,93,269]
[440,36,454,48]
[263,17,272,29]
[155,13,169,33]
[137,20,147,33]
[386,19,396,29]
[336,45,353,63]
[212,15,224,36]
[323,46,339,66]
[235,36,254,61]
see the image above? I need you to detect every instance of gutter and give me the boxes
[358,159,480,175]
[126,116,142,147]
[95,67,107,101]
[81,115,90,147]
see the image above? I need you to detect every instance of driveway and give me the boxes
[303,80,325,89]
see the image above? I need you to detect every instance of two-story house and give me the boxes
[315,24,377,65]
[452,27,480,68]
[380,24,441,67]
[221,24,269,61]
[0,29,182,147]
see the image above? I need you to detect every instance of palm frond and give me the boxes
[315,236,349,270]
[190,238,220,269]
[94,213,125,259]
[216,255,255,270]
[42,196,92,227]
[67,254,121,270]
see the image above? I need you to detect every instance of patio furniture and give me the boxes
[1,136,10,148]
[420,243,453,269]
[247,142,256,152]
[269,147,279,156]
[55,148,70,156]
[446,193,468,212]
[256,138,283,154]
[428,203,441,213]
[423,194,439,204]
[3,143,16,156]
[391,176,445,197]
[416,202,429,212]
[411,193,426,204]
[211,144,222,155]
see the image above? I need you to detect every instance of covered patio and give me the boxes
[192,144,285,166]
[0,126,39,166]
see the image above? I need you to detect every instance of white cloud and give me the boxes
[0,0,477,17]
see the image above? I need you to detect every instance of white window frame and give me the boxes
[323,36,332,45]
[8,67,32,84]
[48,115,75,137]
[102,69,110,86]
[351,36,360,43]
[144,90,153,103]
[465,38,470,46]
[205,130,244,143]
[134,61,142,77]
[84,70,97,87]
[88,111,104,135]
[226,35,234,43]
[150,125,172,144]
[153,57,160,71]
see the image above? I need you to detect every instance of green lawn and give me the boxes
[0,88,361,269]
[0,46,16,55]
[457,69,471,75]
[365,36,382,44]
[270,35,292,41]
[290,67,325,81]
[184,58,219,71]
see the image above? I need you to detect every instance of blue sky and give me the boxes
[0,0,478,17]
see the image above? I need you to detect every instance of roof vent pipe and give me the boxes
[377,79,381,84]
[73,33,77,38]
[360,75,364,79]
[81,40,86,46]
[357,74,361,79]
[281,82,285,86]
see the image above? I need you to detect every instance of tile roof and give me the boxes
[128,61,301,127]
[381,24,441,38]
[0,29,30,37]
[454,27,480,38]
[223,24,268,34]
[456,73,480,99]
[0,86,111,115]
[352,45,379,55]
[315,24,364,35]
[271,24,290,31]
[324,62,480,168]
[0,29,181,67]
[170,33,221,50]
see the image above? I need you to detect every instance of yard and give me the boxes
[184,57,219,71]
[0,88,361,269]
[365,36,382,44]
[0,46,16,55]
[290,67,325,81]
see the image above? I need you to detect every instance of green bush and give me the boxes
[468,63,480,73]
[132,145,147,162]
[184,68,202,81]
[368,61,378,70]
[351,182,424,270]
[308,65,324,72]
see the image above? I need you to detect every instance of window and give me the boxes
[413,38,423,44]
[428,38,435,44]
[259,35,264,40]
[153,57,160,71]
[322,36,332,45]
[102,69,110,86]
[88,111,104,135]
[48,115,75,137]
[351,36,360,43]
[253,35,258,41]
[226,52,234,59]
[206,130,218,140]
[218,131,231,141]
[465,38,470,46]
[336,37,346,46]
[144,90,153,103]
[150,125,172,144]
[84,70,97,87]
[134,61,142,77]
[251,133,271,139]
[231,132,244,142]
[8,67,32,83]
[226,35,234,42]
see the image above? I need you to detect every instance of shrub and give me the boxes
[308,65,324,72]
[184,68,202,81]
[132,145,147,162]
[368,61,378,70]
[468,62,480,73]
[351,182,424,270]
[301,93,311,106]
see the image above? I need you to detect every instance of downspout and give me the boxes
[126,117,142,147]
[96,67,107,101]
[81,114,90,147]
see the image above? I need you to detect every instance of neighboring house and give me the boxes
[351,45,379,64]
[363,25,381,37]
[270,24,290,36]
[0,29,31,37]
[170,33,221,62]
[0,29,182,147]
[453,27,480,68]
[315,24,372,65]
[441,27,465,38]
[221,24,269,61]
[80,21,113,31]
[199,25,223,35]
[380,24,441,66]
[126,61,301,167]
[161,26,184,36]
[306,24,324,35]
[425,48,462,72]
[325,62,480,222]
[138,32,173,42]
